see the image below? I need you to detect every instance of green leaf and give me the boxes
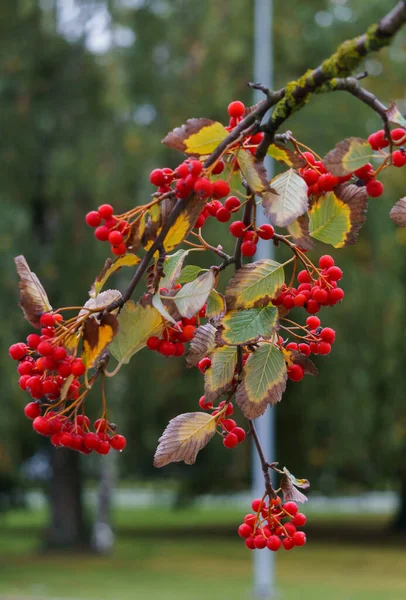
[173,269,216,319]
[267,143,305,168]
[204,346,238,403]
[162,118,229,155]
[109,300,164,364]
[262,168,308,227]
[225,259,284,310]
[216,306,278,346]
[308,184,368,248]
[178,265,204,284]
[206,289,226,320]
[237,149,271,194]
[236,343,287,419]
[160,250,190,289]
[323,137,378,176]
[154,412,217,467]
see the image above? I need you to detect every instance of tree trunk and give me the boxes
[43,448,90,550]
[91,452,115,554]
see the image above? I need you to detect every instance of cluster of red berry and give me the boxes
[199,397,246,448]
[146,314,197,357]
[238,498,306,551]
[86,203,130,256]
[9,312,126,454]
[285,316,335,382]
[300,151,350,196]
[229,222,275,257]
[273,254,344,315]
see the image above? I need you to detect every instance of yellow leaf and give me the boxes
[204,346,238,404]
[82,313,118,369]
[90,254,140,297]
[225,259,285,310]
[154,412,217,467]
[267,143,306,168]
[237,149,271,194]
[162,118,228,155]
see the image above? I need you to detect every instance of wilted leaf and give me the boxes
[390,198,406,227]
[173,270,216,319]
[160,249,190,289]
[162,118,229,155]
[263,169,308,227]
[59,374,74,402]
[216,306,278,346]
[109,300,164,364]
[237,149,271,194]
[82,313,118,369]
[81,289,122,315]
[206,289,226,320]
[204,346,238,403]
[164,195,205,252]
[90,254,140,297]
[126,214,147,254]
[225,259,284,310]
[178,265,204,284]
[235,343,287,419]
[154,412,217,467]
[323,137,376,176]
[14,255,52,328]
[186,323,217,367]
[282,467,310,490]
[287,215,315,250]
[280,470,309,504]
[267,144,305,168]
[287,350,318,376]
[386,102,406,129]
[308,184,368,247]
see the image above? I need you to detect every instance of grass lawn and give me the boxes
[0,508,405,600]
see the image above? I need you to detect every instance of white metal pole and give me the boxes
[253,0,276,598]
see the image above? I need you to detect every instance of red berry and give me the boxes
[199,396,212,410]
[97,440,111,455]
[95,226,110,241]
[257,224,275,240]
[9,343,28,360]
[326,266,343,281]
[241,241,257,257]
[197,357,212,373]
[368,133,379,150]
[292,531,306,547]
[320,327,335,343]
[149,169,166,186]
[267,535,282,551]
[283,501,298,515]
[245,537,256,550]
[317,341,331,355]
[17,360,33,376]
[292,512,307,527]
[227,101,245,118]
[294,294,307,307]
[76,415,90,428]
[243,230,258,242]
[391,128,406,144]
[37,341,53,356]
[302,168,319,186]
[24,402,41,420]
[112,243,127,257]
[111,434,127,451]
[206,200,223,216]
[98,204,114,219]
[366,179,384,198]
[104,216,118,230]
[147,336,161,351]
[223,432,239,448]
[225,196,241,212]
[298,343,311,357]
[282,537,295,551]
[194,178,213,199]
[222,418,237,432]
[354,163,374,180]
[329,287,344,303]
[85,211,102,227]
[194,214,206,229]
[302,151,316,165]
[318,255,334,269]
[212,180,230,199]
[287,364,304,382]
[216,207,231,222]
[297,270,311,284]
[58,362,71,378]
[254,535,267,549]
[182,325,196,342]
[392,150,406,167]
[83,432,100,451]
[33,416,52,436]
[238,523,253,538]
[39,313,55,327]
[232,427,246,443]
[312,288,328,304]
[306,316,320,329]
[159,341,176,357]
[27,334,41,349]
[52,347,67,362]
[108,230,124,246]
[306,300,320,314]
[212,160,225,175]
[71,359,86,376]
[251,498,263,512]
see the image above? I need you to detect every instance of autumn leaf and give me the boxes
[159,249,190,289]
[82,313,118,369]
[237,149,271,194]
[14,255,52,328]
[267,143,306,168]
[173,269,216,319]
[204,346,238,403]
[216,306,278,346]
[152,293,179,327]
[206,289,226,320]
[235,343,287,419]
[225,259,284,310]
[280,468,309,504]
[186,323,217,368]
[90,254,141,297]
[323,137,377,177]
[386,102,406,129]
[162,118,229,155]
[262,168,308,227]
[308,184,368,247]
[126,215,147,254]
[389,198,406,227]
[287,215,315,250]
[154,412,217,467]
[109,300,164,364]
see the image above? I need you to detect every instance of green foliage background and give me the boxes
[1,0,405,499]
